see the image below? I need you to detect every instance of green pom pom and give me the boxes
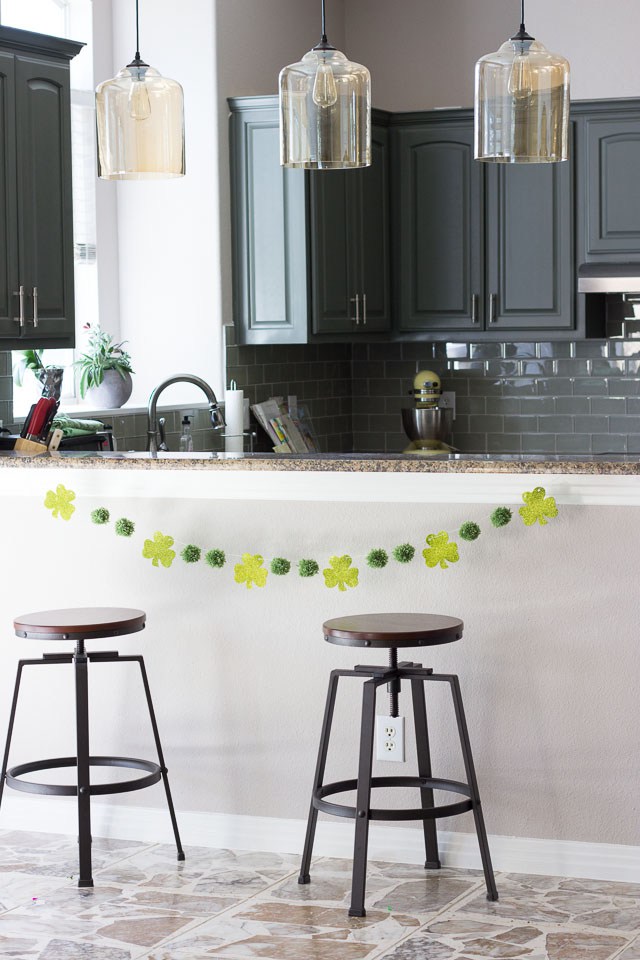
[392,543,415,564]
[91,507,110,525]
[115,517,135,537]
[366,548,388,569]
[298,558,319,578]
[205,549,226,569]
[491,506,513,528]
[459,521,481,542]
[181,544,201,564]
[270,557,291,576]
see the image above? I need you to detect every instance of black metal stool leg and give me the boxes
[299,670,340,884]
[0,660,31,811]
[135,656,185,861]
[74,642,93,888]
[349,678,377,919]
[410,672,441,870]
[448,674,498,901]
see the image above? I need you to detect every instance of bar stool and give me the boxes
[299,613,498,917]
[0,607,184,887]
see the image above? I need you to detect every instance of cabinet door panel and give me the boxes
[358,125,391,332]
[395,123,483,332]
[230,108,308,345]
[0,52,17,338]
[309,170,356,334]
[486,160,573,330]
[15,55,74,341]
[584,117,640,258]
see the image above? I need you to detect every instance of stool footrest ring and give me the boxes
[314,776,474,822]
[6,756,162,797]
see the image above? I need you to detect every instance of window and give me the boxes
[4,0,99,415]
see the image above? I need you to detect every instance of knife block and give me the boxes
[13,437,49,455]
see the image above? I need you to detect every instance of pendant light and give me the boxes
[96,0,185,180]
[279,0,371,169]
[475,0,569,163]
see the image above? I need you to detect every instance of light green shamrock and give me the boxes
[234,553,268,589]
[519,487,558,526]
[44,484,76,521]
[422,531,459,569]
[142,531,176,568]
[323,555,359,591]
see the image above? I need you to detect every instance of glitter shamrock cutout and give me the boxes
[234,553,268,589]
[323,555,359,592]
[519,487,558,527]
[44,484,76,521]
[422,531,459,569]
[142,531,176,568]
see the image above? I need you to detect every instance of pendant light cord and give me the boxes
[321,0,327,44]
[520,0,525,33]
[511,0,533,42]
[135,0,141,61]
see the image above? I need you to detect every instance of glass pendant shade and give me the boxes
[475,37,570,163]
[280,47,371,169]
[96,62,185,180]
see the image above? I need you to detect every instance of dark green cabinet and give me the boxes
[576,108,640,261]
[393,112,574,336]
[0,27,82,349]
[229,96,391,344]
[393,120,483,333]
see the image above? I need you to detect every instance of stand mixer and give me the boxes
[401,370,454,455]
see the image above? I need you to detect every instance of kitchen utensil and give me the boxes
[20,404,37,438]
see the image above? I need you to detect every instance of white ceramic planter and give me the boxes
[85,369,133,409]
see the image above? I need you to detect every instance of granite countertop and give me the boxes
[1,450,640,474]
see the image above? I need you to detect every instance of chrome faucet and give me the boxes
[147,374,225,453]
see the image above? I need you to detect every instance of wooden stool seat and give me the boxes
[14,607,146,642]
[323,613,463,648]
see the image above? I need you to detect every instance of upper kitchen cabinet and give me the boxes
[392,115,483,334]
[0,27,82,349]
[392,111,574,337]
[229,95,391,344]
[574,100,640,262]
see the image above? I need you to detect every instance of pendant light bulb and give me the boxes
[508,46,533,101]
[128,74,151,120]
[312,60,338,108]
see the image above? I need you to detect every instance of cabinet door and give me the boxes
[309,169,358,335]
[485,159,573,330]
[0,52,17,338]
[15,55,74,342]
[356,123,391,332]
[394,121,483,332]
[582,115,640,260]
[230,104,308,345]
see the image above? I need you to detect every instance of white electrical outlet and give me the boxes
[440,391,456,419]
[376,715,405,762]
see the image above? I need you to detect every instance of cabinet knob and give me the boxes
[350,293,361,326]
[489,293,498,324]
[13,285,25,327]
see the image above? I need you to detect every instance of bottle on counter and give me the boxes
[179,415,193,453]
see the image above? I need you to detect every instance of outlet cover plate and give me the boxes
[375,715,405,763]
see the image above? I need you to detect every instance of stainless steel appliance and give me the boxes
[401,369,454,454]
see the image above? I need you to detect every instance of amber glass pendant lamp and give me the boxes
[96,0,185,180]
[279,0,371,169]
[475,0,570,163]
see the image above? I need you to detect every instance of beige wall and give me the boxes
[345,0,640,111]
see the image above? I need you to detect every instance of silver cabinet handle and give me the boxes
[471,293,479,323]
[489,292,497,323]
[362,292,367,326]
[350,293,360,326]
[32,286,38,328]
[13,285,25,327]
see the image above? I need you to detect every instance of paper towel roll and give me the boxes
[224,387,244,453]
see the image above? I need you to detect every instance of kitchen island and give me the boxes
[0,451,637,882]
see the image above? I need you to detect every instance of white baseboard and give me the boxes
[1,794,638,884]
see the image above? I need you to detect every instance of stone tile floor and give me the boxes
[0,829,637,959]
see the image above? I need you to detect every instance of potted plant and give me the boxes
[75,324,134,408]
[13,349,65,400]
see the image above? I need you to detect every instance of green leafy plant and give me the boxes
[74,325,134,399]
[13,349,45,387]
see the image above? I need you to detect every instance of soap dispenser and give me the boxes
[179,415,193,453]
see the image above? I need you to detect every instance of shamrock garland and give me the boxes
[43,483,559,590]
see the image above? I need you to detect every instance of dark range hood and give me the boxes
[578,263,640,294]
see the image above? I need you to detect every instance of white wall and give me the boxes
[345,0,640,111]
[107,0,222,406]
